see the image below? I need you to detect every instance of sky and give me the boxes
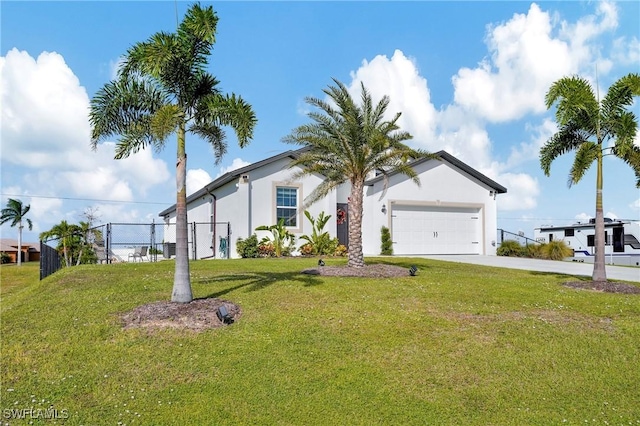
[1,0,639,243]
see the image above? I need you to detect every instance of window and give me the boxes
[276,186,298,227]
[564,229,574,237]
[587,235,595,246]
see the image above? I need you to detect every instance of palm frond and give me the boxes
[568,142,599,187]
[89,78,169,149]
[539,124,589,176]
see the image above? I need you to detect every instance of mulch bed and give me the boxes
[121,298,241,333]
[302,263,412,278]
[563,280,640,294]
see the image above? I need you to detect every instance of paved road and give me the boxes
[420,255,640,283]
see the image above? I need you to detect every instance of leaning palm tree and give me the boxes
[89,3,256,302]
[283,78,433,268]
[540,73,640,282]
[0,198,33,266]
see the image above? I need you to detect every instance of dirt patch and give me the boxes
[122,298,241,333]
[302,263,413,278]
[563,280,640,294]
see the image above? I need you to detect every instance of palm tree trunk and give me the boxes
[172,122,193,303]
[17,222,23,266]
[592,153,607,282]
[347,181,365,268]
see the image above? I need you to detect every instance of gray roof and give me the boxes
[158,148,507,217]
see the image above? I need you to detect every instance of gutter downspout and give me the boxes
[205,187,216,258]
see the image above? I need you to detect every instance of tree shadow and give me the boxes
[193,270,324,299]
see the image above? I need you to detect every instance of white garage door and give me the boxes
[391,205,481,255]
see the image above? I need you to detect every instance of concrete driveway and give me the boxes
[420,255,640,283]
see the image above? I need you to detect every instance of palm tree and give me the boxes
[540,73,640,282]
[0,198,33,266]
[89,3,256,303]
[40,220,77,268]
[283,78,433,268]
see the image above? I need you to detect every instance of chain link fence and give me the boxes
[40,221,231,280]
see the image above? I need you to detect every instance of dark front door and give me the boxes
[336,203,348,248]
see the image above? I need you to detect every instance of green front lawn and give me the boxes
[1,258,639,425]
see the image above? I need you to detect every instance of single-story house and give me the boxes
[158,148,507,259]
[0,239,41,263]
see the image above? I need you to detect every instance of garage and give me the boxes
[391,204,482,255]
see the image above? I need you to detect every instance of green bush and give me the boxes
[543,240,574,261]
[380,226,393,255]
[497,240,525,257]
[236,234,260,258]
[0,252,11,264]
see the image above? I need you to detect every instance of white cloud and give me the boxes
[496,173,540,211]
[630,198,640,211]
[452,2,619,123]
[347,50,438,148]
[0,48,172,234]
[575,212,592,223]
[186,169,212,196]
[612,36,640,65]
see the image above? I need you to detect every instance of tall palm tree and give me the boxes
[0,198,33,266]
[283,78,433,267]
[540,73,640,282]
[89,3,256,303]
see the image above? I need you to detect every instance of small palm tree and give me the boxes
[89,3,256,302]
[540,73,640,282]
[283,78,434,268]
[40,220,77,267]
[0,198,33,266]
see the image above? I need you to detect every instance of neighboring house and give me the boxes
[0,239,40,263]
[158,148,507,259]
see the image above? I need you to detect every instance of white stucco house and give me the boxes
[158,148,507,259]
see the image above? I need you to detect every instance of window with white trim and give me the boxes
[276,186,298,227]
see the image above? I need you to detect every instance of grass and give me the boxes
[1,258,640,425]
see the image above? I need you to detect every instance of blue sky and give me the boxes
[1,1,639,243]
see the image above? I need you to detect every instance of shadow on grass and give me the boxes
[527,270,593,282]
[194,270,324,299]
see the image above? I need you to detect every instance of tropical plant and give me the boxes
[255,219,296,258]
[543,240,574,261]
[236,234,260,258]
[283,78,434,267]
[497,240,525,257]
[299,211,334,255]
[540,73,640,281]
[40,220,78,267]
[0,252,10,264]
[0,198,33,266]
[380,226,393,255]
[88,3,256,302]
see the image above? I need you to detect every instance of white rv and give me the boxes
[533,219,640,267]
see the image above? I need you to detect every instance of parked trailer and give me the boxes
[533,219,640,267]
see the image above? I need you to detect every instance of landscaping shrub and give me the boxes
[334,244,347,257]
[543,240,574,260]
[236,234,260,258]
[1,252,11,264]
[380,226,393,255]
[525,243,545,259]
[258,242,276,257]
[497,240,525,257]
